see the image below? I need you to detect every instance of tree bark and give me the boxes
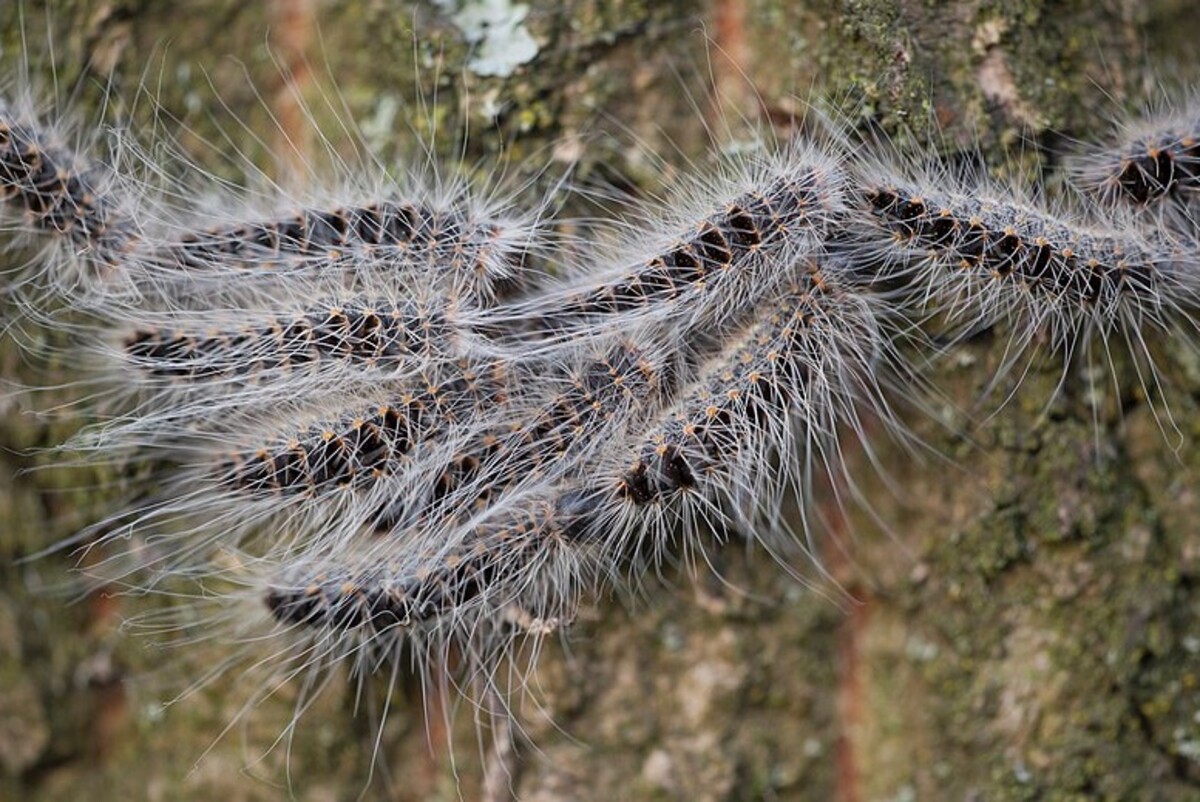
[2,1,1198,800]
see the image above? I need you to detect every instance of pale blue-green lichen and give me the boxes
[431,0,539,77]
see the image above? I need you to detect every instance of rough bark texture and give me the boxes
[2,1,1199,800]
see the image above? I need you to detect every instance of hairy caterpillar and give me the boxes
[7,1,1200,802]
[489,145,847,350]
[613,259,901,546]
[850,165,1200,356]
[1071,97,1200,223]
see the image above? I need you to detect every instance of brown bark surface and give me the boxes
[2,1,1199,800]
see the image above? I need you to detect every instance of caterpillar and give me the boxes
[613,259,898,541]
[491,144,847,352]
[1071,97,1200,221]
[0,95,139,292]
[145,196,543,300]
[4,3,1199,801]
[851,169,1200,348]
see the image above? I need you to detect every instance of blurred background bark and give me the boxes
[2,1,1199,799]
